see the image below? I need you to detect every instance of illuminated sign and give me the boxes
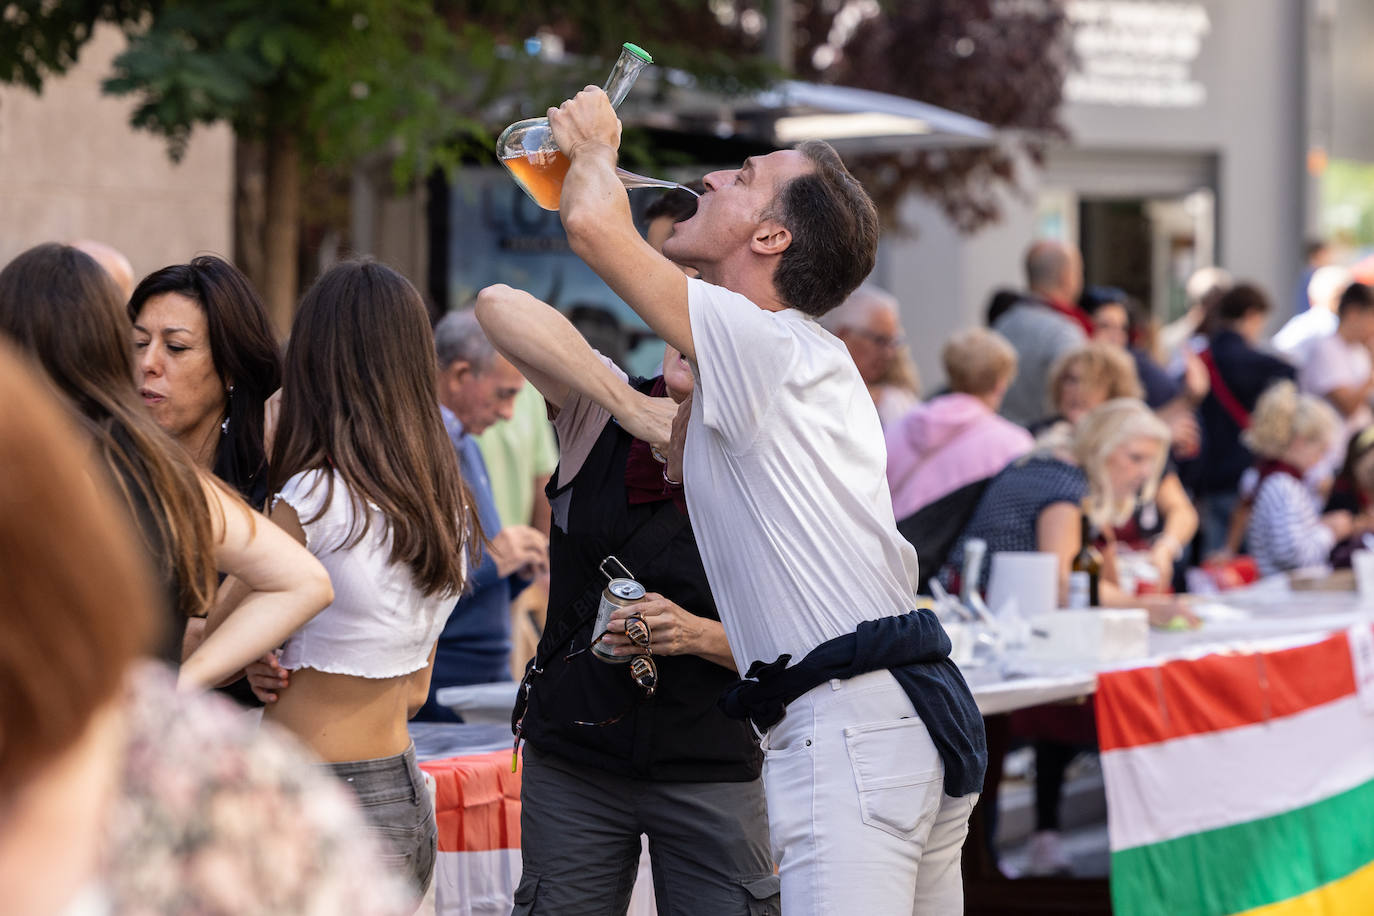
[1064,1,1210,108]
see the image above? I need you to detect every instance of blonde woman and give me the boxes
[944,398,1194,624]
[1040,343,1198,585]
[1242,381,1352,575]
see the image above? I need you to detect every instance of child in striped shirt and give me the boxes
[1243,381,1352,576]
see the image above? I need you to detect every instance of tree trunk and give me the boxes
[233,135,267,301]
[262,127,300,338]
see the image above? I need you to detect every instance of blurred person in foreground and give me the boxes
[1272,265,1354,366]
[1300,281,1374,442]
[886,327,1032,520]
[130,255,283,509]
[820,283,922,427]
[483,86,985,913]
[1242,382,1353,577]
[411,309,549,719]
[474,186,775,914]
[1193,283,1297,555]
[0,243,330,689]
[994,239,1090,426]
[244,260,482,896]
[1039,344,1198,587]
[0,340,413,916]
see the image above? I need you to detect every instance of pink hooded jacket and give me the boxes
[885,392,1034,520]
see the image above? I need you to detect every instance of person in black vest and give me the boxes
[477,293,775,912]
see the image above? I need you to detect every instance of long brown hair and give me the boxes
[0,340,159,792]
[0,243,217,622]
[271,259,480,595]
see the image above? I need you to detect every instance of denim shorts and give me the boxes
[326,743,437,897]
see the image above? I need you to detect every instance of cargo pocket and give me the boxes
[740,873,781,915]
[512,872,541,915]
[843,717,943,841]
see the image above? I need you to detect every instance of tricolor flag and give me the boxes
[1096,628,1374,916]
[421,749,523,914]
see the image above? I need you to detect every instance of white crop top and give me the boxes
[274,468,459,679]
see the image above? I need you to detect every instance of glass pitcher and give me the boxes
[496,42,698,211]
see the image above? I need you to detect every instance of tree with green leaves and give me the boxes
[2,1,1068,326]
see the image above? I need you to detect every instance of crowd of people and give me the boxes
[865,235,1374,876]
[4,80,1364,915]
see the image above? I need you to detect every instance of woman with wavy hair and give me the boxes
[251,259,482,896]
[129,255,282,508]
[0,243,331,688]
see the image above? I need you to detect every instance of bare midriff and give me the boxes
[263,667,416,763]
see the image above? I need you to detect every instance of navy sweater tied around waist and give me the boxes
[719,608,987,797]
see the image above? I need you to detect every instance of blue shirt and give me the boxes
[415,406,515,722]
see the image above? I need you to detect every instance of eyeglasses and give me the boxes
[565,613,658,727]
[849,328,906,350]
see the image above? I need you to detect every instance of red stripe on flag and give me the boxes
[420,749,523,853]
[1096,631,1356,751]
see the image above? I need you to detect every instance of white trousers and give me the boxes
[761,669,977,915]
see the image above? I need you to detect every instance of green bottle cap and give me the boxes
[622,42,653,63]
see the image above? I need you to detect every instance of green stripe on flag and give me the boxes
[1111,776,1374,916]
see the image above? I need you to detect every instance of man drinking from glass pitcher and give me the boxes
[479,86,985,915]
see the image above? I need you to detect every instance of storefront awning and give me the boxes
[624,75,997,153]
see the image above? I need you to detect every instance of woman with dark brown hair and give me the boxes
[0,341,414,916]
[252,259,481,895]
[0,243,331,688]
[129,255,283,508]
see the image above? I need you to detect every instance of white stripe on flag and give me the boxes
[432,848,521,916]
[1102,694,1374,852]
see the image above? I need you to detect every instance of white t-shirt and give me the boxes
[1301,332,1373,435]
[1272,308,1337,366]
[683,278,921,671]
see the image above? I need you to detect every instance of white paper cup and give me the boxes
[987,551,1059,618]
[1353,550,1374,603]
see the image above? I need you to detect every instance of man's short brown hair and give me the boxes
[769,141,879,317]
[943,328,1018,396]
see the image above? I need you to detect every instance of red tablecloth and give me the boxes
[421,750,522,855]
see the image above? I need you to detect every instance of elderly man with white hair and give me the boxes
[820,283,921,426]
[1272,264,1355,366]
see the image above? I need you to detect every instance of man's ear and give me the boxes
[751,219,792,257]
[442,360,473,393]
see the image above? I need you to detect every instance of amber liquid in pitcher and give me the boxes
[502,148,571,211]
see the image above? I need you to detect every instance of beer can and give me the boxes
[592,578,645,663]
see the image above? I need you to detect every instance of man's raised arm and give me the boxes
[473,284,673,447]
[548,87,693,361]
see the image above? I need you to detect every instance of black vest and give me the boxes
[522,380,762,782]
